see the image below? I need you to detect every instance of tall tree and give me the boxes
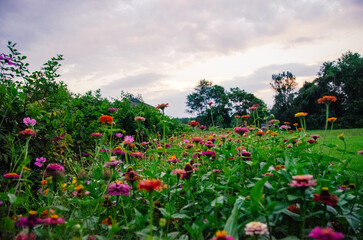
[228,87,266,115]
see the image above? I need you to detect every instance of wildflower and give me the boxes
[138,179,163,192]
[293,123,298,126]
[284,122,290,125]
[337,133,344,140]
[43,164,65,178]
[131,152,144,159]
[72,184,90,197]
[124,135,134,143]
[207,102,213,105]
[191,137,203,144]
[274,165,285,171]
[288,130,294,133]
[103,159,122,168]
[124,171,141,182]
[328,117,337,122]
[289,175,317,188]
[308,226,344,240]
[172,169,186,178]
[91,132,103,137]
[295,112,308,118]
[249,106,257,111]
[102,216,115,225]
[317,96,337,105]
[279,125,288,130]
[287,205,300,214]
[241,115,250,118]
[256,131,266,136]
[234,127,249,135]
[313,188,338,206]
[16,211,41,228]
[134,116,145,121]
[19,128,36,136]
[114,133,123,139]
[262,172,273,177]
[307,139,316,144]
[34,157,46,167]
[234,115,240,119]
[108,108,118,112]
[99,115,113,123]
[112,147,126,155]
[156,103,169,110]
[167,155,180,163]
[244,221,269,236]
[0,53,17,66]
[107,181,132,196]
[240,150,251,160]
[82,152,90,156]
[3,173,20,178]
[201,150,216,157]
[198,125,207,130]
[311,135,321,140]
[358,151,363,155]
[212,169,220,173]
[42,214,65,225]
[23,117,36,127]
[209,230,234,240]
[188,120,200,127]
[14,232,37,240]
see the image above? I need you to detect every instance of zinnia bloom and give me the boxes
[308,227,344,240]
[234,127,249,135]
[34,157,46,167]
[313,187,338,206]
[156,103,169,110]
[241,115,250,118]
[91,132,103,137]
[294,112,308,118]
[19,128,36,136]
[16,211,41,228]
[172,169,186,178]
[138,179,163,192]
[107,181,132,196]
[3,173,20,178]
[23,117,36,126]
[124,171,141,182]
[108,108,118,112]
[244,221,269,236]
[317,96,337,105]
[43,164,65,178]
[188,120,200,127]
[209,230,234,240]
[289,175,316,188]
[134,116,145,121]
[99,115,113,123]
[14,233,37,240]
[201,150,216,157]
[103,159,122,168]
[42,214,65,225]
[328,117,337,122]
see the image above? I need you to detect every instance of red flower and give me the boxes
[188,120,200,126]
[99,115,113,123]
[156,103,169,110]
[138,179,163,192]
[317,96,337,105]
[313,188,338,206]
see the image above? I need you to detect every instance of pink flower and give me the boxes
[201,150,216,157]
[234,127,249,135]
[107,182,132,196]
[23,117,36,126]
[43,164,65,178]
[109,108,118,112]
[134,116,146,121]
[308,227,344,240]
[34,157,46,167]
[42,215,65,225]
[14,232,37,240]
[103,160,122,168]
[16,211,41,228]
[91,132,103,137]
[244,221,269,236]
[172,169,186,178]
[207,102,213,105]
[212,169,220,173]
[3,173,20,178]
[289,175,317,188]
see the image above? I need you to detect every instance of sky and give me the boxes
[1,0,363,118]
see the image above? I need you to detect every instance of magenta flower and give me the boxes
[207,102,213,105]
[15,232,37,240]
[109,108,118,112]
[3,173,20,178]
[42,215,65,225]
[308,227,344,240]
[91,132,103,137]
[212,169,220,173]
[34,157,46,167]
[115,133,123,138]
[134,116,146,121]
[53,132,66,142]
[201,150,216,157]
[289,175,317,188]
[358,150,363,155]
[124,135,134,143]
[279,125,288,130]
[23,117,36,127]
[44,164,65,178]
[107,182,132,196]
[103,160,122,168]
[234,127,249,135]
[16,211,41,228]
[82,152,90,156]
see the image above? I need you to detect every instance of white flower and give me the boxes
[244,221,269,236]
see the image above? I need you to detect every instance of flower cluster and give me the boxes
[138,179,163,192]
[318,96,337,105]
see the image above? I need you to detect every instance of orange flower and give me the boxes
[293,123,298,126]
[156,103,169,110]
[284,122,290,125]
[256,131,266,136]
[99,115,113,123]
[41,180,47,185]
[138,179,163,192]
[318,96,337,105]
[328,117,337,122]
[294,112,308,118]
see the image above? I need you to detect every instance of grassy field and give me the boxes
[307,128,363,175]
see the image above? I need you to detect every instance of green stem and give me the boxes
[149,192,154,238]
[300,188,306,240]
[321,104,329,152]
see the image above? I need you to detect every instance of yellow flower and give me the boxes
[338,133,344,140]
[294,112,308,118]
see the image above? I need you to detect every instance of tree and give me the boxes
[270,71,298,120]
[228,87,266,115]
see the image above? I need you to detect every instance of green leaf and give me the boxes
[171,213,189,219]
[224,197,244,240]
[250,177,269,203]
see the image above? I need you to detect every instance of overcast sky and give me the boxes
[1,0,362,117]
